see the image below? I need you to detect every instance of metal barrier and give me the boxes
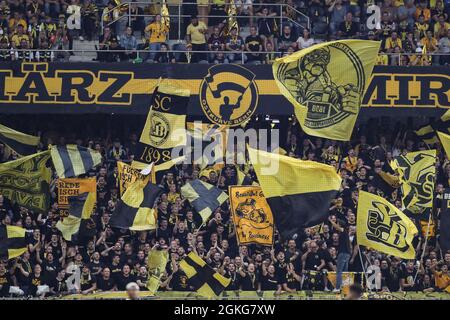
[101,1,310,40]
[8,48,450,65]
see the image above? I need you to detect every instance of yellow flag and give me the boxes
[438,131,450,159]
[357,191,418,259]
[146,249,169,294]
[273,40,380,141]
[117,161,146,195]
[229,186,274,246]
[390,150,436,214]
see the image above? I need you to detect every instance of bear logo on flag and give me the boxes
[277,42,365,129]
[199,64,258,127]
[149,111,170,146]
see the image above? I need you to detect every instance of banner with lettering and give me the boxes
[117,161,146,196]
[57,178,96,216]
[229,186,274,246]
[0,62,447,117]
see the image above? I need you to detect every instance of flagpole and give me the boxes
[357,245,372,293]
[413,213,432,283]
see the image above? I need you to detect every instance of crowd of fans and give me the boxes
[0,0,448,64]
[0,115,449,298]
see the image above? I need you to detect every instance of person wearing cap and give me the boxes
[125,282,140,300]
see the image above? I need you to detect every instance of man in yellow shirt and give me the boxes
[10,24,30,48]
[385,31,402,52]
[434,14,450,39]
[185,15,207,63]
[421,30,438,52]
[144,14,168,61]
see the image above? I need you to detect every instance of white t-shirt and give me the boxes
[297,37,315,49]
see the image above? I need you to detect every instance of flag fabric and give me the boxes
[110,177,162,231]
[0,151,51,212]
[356,191,418,259]
[146,249,169,294]
[229,186,274,246]
[222,0,238,36]
[0,123,40,156]
[186,121,228,169]
[415,109,450,145]
[437,131,450,159]
[236,168,255,186]
[440,189,450,252]
[57,178,97,217]
[132,155,185,184]
[161,0,170,31]
[181,179,228,223]
[272,40,380,141]
[248,147,342,240]
[50,145,102,178]
[0,225,27,260]
[373,170,400,196]
[179,252,231,298]
[117,161,146,195]
[139,83,189,150]
[391,150,436,214]
[56,191,96,242]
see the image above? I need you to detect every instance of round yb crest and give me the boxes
[149,111,170,146]
[199,64,259,127]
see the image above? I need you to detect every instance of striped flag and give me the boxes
[0,225,27,260]
[110,177,162,231]
[181,179,228,223]
[0,123,40,156]
[50,145,102,178]
[57,192,97,242]
[179,252,231,298]
[415,109,450,145]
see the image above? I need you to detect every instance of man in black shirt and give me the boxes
[329,217,352,292]
[245,26,263,64]
[338,12,360,39]
[115,264,136,291]
[400,260,417,291]
[259,263,281,293]
[96,267,117,291]
[238,263,258,291]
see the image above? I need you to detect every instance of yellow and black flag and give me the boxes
[391,150,436,214]
[146,248,169,294]
[229,186,274,245]
[437,131,450,159]
[0,225,27,260]
[179,252,231,298]
[415,109,450,145]
[222,0,238,36]
[110,177,162,231]
[181,179,228,223]
[0,123,40,156]
[0,151,51,212]
[248,147,342,239]
[357,191,418,259]
[161,0,170,31]
[50,145,102,178]
[57,191,97,242]
[272,40,380,141]
[139,83,189,152]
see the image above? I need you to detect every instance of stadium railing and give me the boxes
[7,49,450,66]
[101,1,311,40]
